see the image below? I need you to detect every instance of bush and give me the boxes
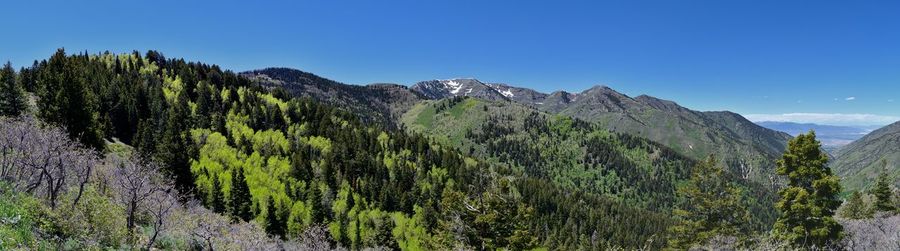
[52,185,128,248]
[0,182,51,249]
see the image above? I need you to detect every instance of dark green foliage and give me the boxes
[265,196,286,238]
[773,131,843,247]
[407,98,779,249]
[872,160,896,213]
[229,167,253,221]
[209,174,225,213]
[667,155,750,249]
[34,49,105,150]
[0,62,27,117]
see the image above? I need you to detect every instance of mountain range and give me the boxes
[409,78,792,181]
[243,67,900,194]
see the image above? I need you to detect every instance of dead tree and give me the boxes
[0,116,96,208]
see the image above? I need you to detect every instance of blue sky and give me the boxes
[2,1,899,125]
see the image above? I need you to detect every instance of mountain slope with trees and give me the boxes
[243,68,424,128]
[408,79,793,183]
[831,121,900,192]
[401,97,780,242]
[0,49,740,250]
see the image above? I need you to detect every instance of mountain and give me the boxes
[408,80,792,181]
[831,121,900,192]
[243,68,423,128]
[756,121,873,149]
[409,78,509,101]
[401,97,778,233]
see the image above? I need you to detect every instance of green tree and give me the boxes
[0,61,27,117]
[773,131,843,247]
[667,155,749,249]
[209,174,225,213]
[265,196,286,237]
[229,167,253,221]
[838,191,872,219]
[38,50,105,150]
[872,159,896,213]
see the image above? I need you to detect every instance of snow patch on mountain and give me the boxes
[445,80,464,94]
[499,89,514,98]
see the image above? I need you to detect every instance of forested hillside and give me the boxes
[401,98,779,240]
[1,49,896,250]
[407,79,792,184]
[243,68,423,129]
[0,49,675,250]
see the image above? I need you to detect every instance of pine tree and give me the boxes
[210,174,225,213]
[308,182,326,224]
[265,196,286,237]
[872,159,896,213]
[229,167,253,221]
[37,50,104,150]
[838,191,871,219]
[773,131,843,247]
[0,61,26,117]
[667,155,749,249]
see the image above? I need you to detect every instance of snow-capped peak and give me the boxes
[443,80,465,95]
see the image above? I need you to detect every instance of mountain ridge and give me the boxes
[409,78,792,181]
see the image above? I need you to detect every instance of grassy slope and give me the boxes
[553,102,790,185]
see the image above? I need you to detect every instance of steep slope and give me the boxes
[401,97,778,232]
[832,121,900,192]
[408,81,792,181]
[243,68,423,128]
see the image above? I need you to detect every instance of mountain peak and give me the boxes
[410,78,507,101]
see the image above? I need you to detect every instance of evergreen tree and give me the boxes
[773,131,843,247]
[871,159,896,213]
[0,61,26,117]
[229,167,253,221]
[157,90,194,193]
[838,191,871,219]
[667,155,749,249]
[37,49,105,150]
[265,196,286,237]
[209,174,225,213]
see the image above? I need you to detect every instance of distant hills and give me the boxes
[755,121,874,149]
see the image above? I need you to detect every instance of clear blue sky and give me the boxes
[2,0,899,125]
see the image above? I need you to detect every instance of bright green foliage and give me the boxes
[0,183,52,249]
[773,131,843,247]
[54,185,128,248]
[667,155,750,249]
[871,160,896,213]
[391,207,433,251]
[838,191,872,219]
[0,61,27,117]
